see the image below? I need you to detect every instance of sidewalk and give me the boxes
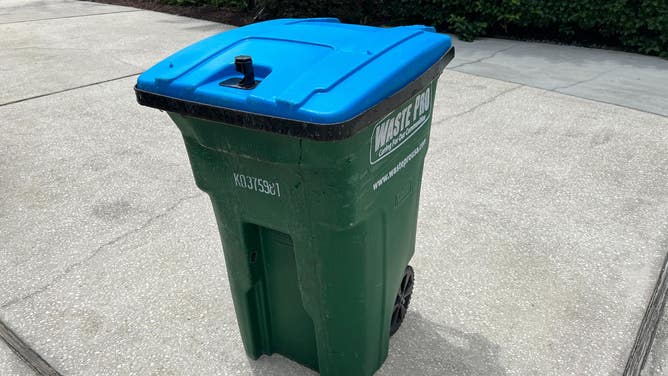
[448,37,668,116]
[1,1,667,375]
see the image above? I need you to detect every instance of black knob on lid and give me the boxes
[235,55,255,88]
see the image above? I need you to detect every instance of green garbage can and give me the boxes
[136,18,453,375]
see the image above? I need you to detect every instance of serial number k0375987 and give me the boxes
[233,172,281,197]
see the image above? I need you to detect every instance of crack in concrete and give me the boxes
[4,46,89,52]
[448,69,667,118]
[0,10,142,25]
[434,85,522,125]
[551,68,617,91]
[3,45,146,72]
[448,44,518,70]
[0,193,203,310]
[0,73,142,107]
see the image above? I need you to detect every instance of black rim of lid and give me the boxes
[135,47,454,141]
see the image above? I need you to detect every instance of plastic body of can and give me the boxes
[135,18,453,376]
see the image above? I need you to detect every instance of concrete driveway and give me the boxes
[1,1,667,375]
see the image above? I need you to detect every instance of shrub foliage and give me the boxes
[172,0,668,57]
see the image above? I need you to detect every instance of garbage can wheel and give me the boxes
[390,265,414,336]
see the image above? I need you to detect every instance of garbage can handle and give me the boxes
[235,55,256,89]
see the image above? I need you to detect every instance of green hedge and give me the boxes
[163,0,248,8]
[168,0,668,57]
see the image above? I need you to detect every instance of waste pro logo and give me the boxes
[370,84,433,165]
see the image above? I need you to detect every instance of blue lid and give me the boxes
[136,18,452,124]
